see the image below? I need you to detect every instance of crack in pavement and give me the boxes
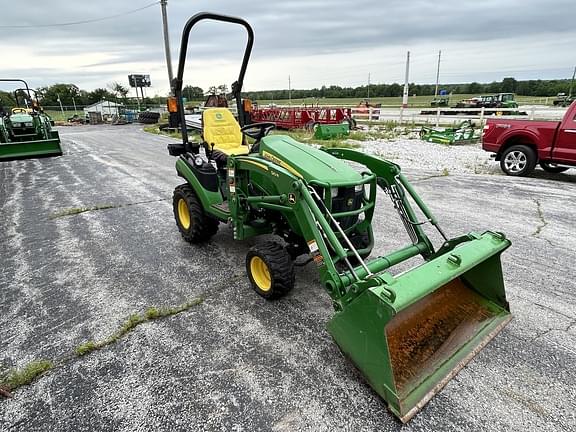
[411,171,451,183]
[531,198,548,237]
[534,302,575,321]
[49,197,171,219]
[0,273,245,400]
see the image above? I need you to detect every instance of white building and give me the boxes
[83,100,123,116]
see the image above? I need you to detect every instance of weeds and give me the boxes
[0,360,53,393]
[50,205,117,219]
[441,168,450,176]
[50,198,169,219]
[75,341,98,356]
[73,296,205,358]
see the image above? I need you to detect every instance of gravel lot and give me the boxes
[1,125,575,431]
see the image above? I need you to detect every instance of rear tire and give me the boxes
[540,162,569,173]
[500,145,537,176]
[345,117,357,130]
[246,242,295,299]
[305,121,317,132]
[138,111,160,124]
[173,184,219,243]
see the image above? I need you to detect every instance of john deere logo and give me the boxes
[288,193,296,204]
[347,198,354,207]
[215,112,224,120]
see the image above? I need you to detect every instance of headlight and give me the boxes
[354,184,364,192]
[331,188,339,198]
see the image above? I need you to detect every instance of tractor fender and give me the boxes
[175,157,224,211]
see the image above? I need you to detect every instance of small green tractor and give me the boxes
[0,79,62,161]
[167,13,512,422]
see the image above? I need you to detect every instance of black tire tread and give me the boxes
[173,184,218,243]
[500,144,537,176]
[246,241,295,299]
[138,111,161,124]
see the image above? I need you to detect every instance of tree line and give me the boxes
[243,77,574,100]
[0,77,573,108]
[0,82,169,108]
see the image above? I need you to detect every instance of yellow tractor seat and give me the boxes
[202,108,249,156]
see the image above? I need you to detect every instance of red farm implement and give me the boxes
[249,106,354,130]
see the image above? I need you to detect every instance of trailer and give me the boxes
[249,106,354,130]
[421,93,527,116]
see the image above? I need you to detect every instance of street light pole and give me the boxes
[434,50,442,98]
[160,0,174,91]
[402,51,410,108]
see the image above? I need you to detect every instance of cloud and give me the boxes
[0,0,574,94]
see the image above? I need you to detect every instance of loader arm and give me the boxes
[230,148,512,422]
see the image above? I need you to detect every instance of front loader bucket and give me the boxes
[327,232,511,422]
[0,136,62,161]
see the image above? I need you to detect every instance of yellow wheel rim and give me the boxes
[177,198,191,230]
[250,256,271,292]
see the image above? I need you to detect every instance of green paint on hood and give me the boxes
[259,135,362,184]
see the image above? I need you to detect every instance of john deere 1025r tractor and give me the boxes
[0,79,62,161]
[167,13,512,422]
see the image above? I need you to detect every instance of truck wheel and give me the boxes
[500,145,537,176]
[173,184,219,243]
[246,242,295,299]
[540,162,569,173]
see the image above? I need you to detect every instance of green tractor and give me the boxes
[168,13,512,422]
[0,79,62,161]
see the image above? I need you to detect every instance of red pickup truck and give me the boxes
[482,101,576,176]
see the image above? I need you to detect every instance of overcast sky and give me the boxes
[0,0,574,96]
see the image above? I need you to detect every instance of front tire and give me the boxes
[540,162,569,174]
[246,242,295,299]
[500,145,537,176]
[173,184,219,243]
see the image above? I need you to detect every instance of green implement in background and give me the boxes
[0,79,63,161]
[313,122,350,140]
[420,120,479,145]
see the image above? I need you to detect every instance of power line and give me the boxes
[0,2,159,28]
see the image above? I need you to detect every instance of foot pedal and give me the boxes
[212,201,229,212]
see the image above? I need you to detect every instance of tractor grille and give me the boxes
[330,187,363,230]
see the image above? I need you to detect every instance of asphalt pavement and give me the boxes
[1,125,575,431]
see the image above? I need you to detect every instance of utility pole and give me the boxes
[160,0,174,91]
[288,75,291,105]
[402,51,410,108]
[569,66,576,98]
[434,50,442,98]
[57,94,65,117]
[367,73,371,100]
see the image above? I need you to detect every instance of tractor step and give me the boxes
[211,201,229,213]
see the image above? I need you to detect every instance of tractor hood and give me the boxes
[10,113,34,123]
[259,135,362,185]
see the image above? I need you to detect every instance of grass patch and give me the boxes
[75,341,98,356]
[50,198,170,220]
[1,360,53,392]
[50,205,117,219]
[74,296,205,358]
[2,274,243,399]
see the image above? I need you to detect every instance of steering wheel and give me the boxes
[240,122,276,144]
[12,108,27,114]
